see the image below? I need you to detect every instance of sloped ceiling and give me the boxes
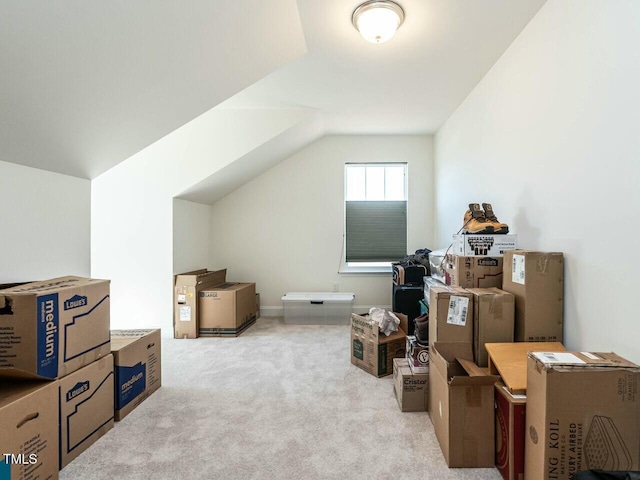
[0,0,307,178]
[1,0,547,183]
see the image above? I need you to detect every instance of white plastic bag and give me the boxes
[368,307,400,336]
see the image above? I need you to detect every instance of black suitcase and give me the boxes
[392,264,428,286]
[392,284,423,335]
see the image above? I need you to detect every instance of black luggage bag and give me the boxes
[392,284,423,335]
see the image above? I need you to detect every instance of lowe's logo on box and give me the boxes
[64,294,87,310]
[66,381,89,402]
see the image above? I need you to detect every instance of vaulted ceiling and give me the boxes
[1,0,546,180]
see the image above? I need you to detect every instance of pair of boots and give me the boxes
[462,203,509,234]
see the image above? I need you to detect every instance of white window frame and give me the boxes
[339,163,408,274]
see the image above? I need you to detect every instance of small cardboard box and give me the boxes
[406,335,429,374]
[174,269,227,339]
[495,383,526,480]
[468,288,515,367]
[350,313,406,378]
[59,354,115,469]
[429,342,498,467]
[445,255,504,289]
[428,286,473,347]
[452,234,517,257]
[525,351,640,480]
[502,251,563,342]
[0,277,111,380]
[199,283,257,337]
[0,380,59,480]
[486,342,566,395]
[110,329,162,421]
[393,358,428,412]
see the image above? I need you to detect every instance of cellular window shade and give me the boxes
[345,201,407,262]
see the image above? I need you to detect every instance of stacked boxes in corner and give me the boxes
[174,269,227,339]
[350,313,406,378]
[111,329,162,421]
[0,276,115,471]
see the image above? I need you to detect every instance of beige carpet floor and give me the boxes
[60,317,502,480]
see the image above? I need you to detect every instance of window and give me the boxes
[342,163,407,272]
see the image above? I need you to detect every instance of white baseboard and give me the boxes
[260,307,284,317]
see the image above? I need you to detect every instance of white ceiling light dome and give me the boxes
[352,0,405,44]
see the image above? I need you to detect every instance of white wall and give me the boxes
[0,161,90,282]
[92,108,315,331]
[434,1,640,362]
[173,199,212,274]
[209,135,434,314]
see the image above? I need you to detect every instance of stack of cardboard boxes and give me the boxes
[425,237,640,479]
[173,268,259,339]
[0,277,162,478]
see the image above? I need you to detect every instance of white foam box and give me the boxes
[282,292,354,325]
[452,234,517,257]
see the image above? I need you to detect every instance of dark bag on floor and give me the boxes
[574,471,640,480]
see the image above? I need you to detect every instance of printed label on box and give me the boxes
[446,295,469,326]
[179,306,191,321]
[177,294,186,302]
[512,254,525,285]
[532,352,586,365]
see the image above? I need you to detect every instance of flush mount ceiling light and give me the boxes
[352,0,405,44]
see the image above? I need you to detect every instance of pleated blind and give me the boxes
[345,200,407,262]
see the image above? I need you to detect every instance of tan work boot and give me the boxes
[462,203,494,234]
[482,203,509,234]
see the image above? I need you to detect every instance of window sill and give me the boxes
[338,266,392,275]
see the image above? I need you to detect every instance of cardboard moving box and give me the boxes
[0,276,111,379]
[495,383,526,480]
[393,358,428,412]
[111,329,162,421]
[469,288,515,367]
[59,355,114,469]
[452,234,517,257]
[0,380,59,480]
[486,342,566,395]
[406,335,429,374]
[350,313,406,378]
[199,283,256,337]
[429,342,498,467]
[428,286,473,347]
[174,269,227,339]
[525,351,640,480]
[446,256,504,289]
[502,250,564,342]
